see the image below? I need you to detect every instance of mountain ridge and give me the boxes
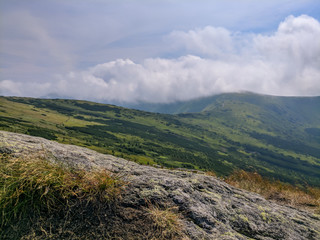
[124,92,320,114]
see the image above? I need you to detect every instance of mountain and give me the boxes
[0,93,320,186]
[127,92,320,115]
[1,131,319,239]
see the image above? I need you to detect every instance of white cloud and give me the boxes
[0,79,51,97]
[1,15,320,103]
[167,26,234,58]
[0,80,23,96]
[254,15,320,66]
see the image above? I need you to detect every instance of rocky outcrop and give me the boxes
[1,130,319,240]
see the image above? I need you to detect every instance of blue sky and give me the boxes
[1,0,320,103]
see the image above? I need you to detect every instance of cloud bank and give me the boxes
[1,15,320,103]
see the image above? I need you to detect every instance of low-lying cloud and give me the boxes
[1,15,320,103]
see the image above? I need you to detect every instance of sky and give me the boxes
[1,0,320,103]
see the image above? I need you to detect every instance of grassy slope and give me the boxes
[0,94,320,186]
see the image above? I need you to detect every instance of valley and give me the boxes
[1,93,320,186]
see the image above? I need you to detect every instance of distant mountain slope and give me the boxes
[128,92,320,117]
[0,94,320,186]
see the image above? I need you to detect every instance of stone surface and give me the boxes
[1,130,319,240]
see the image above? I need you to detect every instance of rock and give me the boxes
[1,130,319,240]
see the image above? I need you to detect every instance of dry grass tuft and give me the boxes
[225,170,320,213]
[0,152,124,230]
[205,171,217,177]
[146,204,187,240]
[1,152,188,239]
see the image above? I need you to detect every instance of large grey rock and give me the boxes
[1,130,319,239]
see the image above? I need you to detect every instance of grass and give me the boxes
[146,204,187,240]
[0,152,125,237]
[205,171,217,177]
[0,151,191,239]
[225,170,320,213]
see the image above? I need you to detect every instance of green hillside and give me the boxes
[128,92,320,117]
[1,93,320,186]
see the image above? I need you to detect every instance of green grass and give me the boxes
[1,94,320,186]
